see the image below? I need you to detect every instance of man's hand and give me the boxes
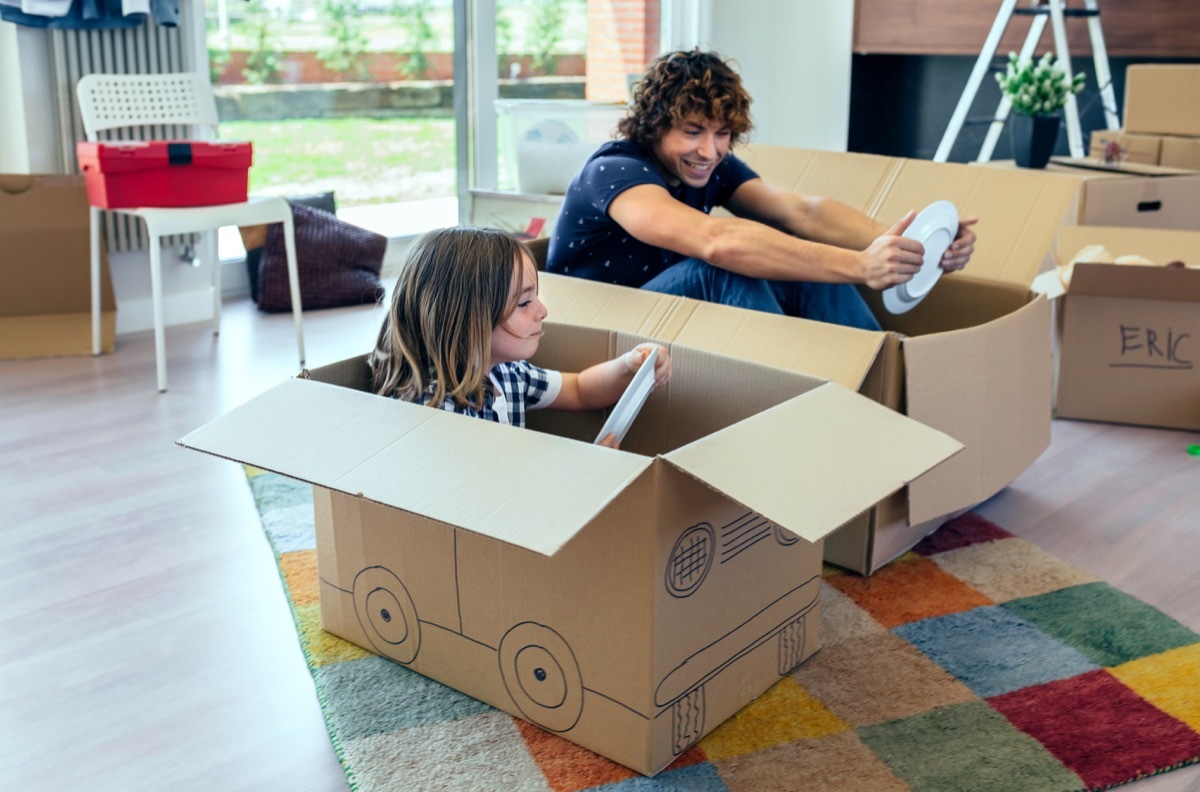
[940,216,978,273]
[860,211,925,290]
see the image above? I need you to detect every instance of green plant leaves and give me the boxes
[995,51,1086,117]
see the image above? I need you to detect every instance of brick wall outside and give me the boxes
[215,2,660,102]
[586,0,660,102]
[216,52,585,86]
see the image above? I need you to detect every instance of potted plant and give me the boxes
[995,51,1085,168]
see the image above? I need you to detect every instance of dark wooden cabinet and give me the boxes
[854,0,1200,58]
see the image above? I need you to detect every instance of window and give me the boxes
[203,0,661,254]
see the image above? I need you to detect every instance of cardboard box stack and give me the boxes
[1088,65,1200,172]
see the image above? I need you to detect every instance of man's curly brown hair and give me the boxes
[618,49,754,151]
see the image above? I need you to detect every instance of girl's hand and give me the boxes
[597,433,620,449]
[623,342,672,390]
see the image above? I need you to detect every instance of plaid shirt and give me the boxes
[418,361,562,427]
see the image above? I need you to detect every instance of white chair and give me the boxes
[76,72,305,392]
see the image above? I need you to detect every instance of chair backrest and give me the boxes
[76,72,220,141]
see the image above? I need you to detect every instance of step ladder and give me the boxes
[933,0,1121,163]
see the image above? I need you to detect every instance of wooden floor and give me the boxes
[2,297,1198,792]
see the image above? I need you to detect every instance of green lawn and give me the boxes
[220,115,456,205]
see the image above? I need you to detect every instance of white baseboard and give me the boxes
[115,288,220,336]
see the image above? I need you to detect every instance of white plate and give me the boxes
[881,200,959,315]
[595,346,657,445]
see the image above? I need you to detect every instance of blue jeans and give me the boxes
[641,258,882,331]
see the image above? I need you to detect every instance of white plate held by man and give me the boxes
[881,200,959,315]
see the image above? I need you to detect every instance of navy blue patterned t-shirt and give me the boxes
[545,140,759,287]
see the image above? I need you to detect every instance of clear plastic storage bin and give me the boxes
[496,99,627,195]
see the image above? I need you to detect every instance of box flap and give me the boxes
[903,297,1052,524]
[1054,225,1200,270]
[663,382,962,545]
[178,378,652,557]
[1068,263,1200,302]
[742,147,1079,290]
[539,272,699,341]
[738,145,901,211]
[540,273,883,392]
[673,302,883,391]
[877,160,1080,289]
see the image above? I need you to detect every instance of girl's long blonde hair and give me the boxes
[369,226,533,410]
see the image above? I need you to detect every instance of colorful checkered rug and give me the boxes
[247,467,1200,791]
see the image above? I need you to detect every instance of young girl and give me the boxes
[369,226,671,445]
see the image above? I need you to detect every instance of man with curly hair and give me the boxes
[545,49,977,329]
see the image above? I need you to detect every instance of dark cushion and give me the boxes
[256,201,387,313]
[243,192,336,303]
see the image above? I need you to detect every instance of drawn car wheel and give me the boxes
[498,622,583,733]
[353,566,421,665]
[672,685,705,755]
[777,614,808,674]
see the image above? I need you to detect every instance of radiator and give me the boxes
[52,20,193,253]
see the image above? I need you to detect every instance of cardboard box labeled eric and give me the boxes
[537,145,1081,574]
[76,140,252,209]
[179,326,960,776]
[0,174,116,359]
[1124,65,1200,137]
[1039,225,1200,431]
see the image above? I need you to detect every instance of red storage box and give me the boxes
[76,140,252,209]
